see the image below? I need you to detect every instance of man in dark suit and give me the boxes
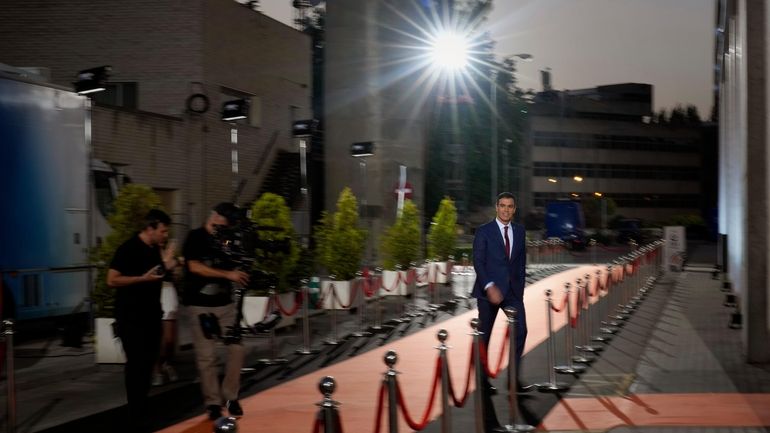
[472,192,529,432]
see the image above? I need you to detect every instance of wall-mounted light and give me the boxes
[75,66,111,95]
[221,99,249,121]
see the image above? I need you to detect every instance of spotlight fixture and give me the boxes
[74,66,111,95]
[221,99,249,121]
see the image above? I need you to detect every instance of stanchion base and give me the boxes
[256,358,289,365]
[350,331,373,337]
[603,320,624,327]
[295,348,321,355]
[591,335,612,343]
[599,326,619,334]
[572,354,596,364]
[536,382,570,393]
[554,364,586,374]
[610,314,629,321]
[323,339,341,345]
[505,423,535,432]
[579,344,604,353]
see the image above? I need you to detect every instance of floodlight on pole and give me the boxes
[491,53,533,203]
[221,99,249,121]
[75,66,111,95]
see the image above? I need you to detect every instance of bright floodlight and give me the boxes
[430,32,469,70]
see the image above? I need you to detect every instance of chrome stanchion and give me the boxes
[384,350,400,433]
[316,376,341,433]
[256,290,288,365]
[436,330,452,433]
[324,280,340,345]
[470,318,485,433]
[594,269,618,336]
[576,277,603,354]
[296,280,319,355]
[554,283,586,375]
[584,273,608,347]
[4,319,15,433]
[352,272,372,338]
[372,268,384,331]
[213,416,238,433]
[537,290,570,393]
[503,308,534,432]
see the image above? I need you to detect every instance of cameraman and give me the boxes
[183,202,249,421]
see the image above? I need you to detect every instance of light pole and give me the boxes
[293,119,316,248]
[221,99,249,203]
[490,54,532,204]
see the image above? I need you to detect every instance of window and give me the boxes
[92,82,138,109]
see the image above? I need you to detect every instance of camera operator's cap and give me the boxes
[212,202,241,224]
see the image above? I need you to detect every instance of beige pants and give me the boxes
[188,304,245,407]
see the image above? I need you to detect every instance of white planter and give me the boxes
[242,296,269,326]
[428,262,451,284]
[321,280,353,309]
[450,265,476,298]
[381,270,408,296]
[95,317,125,364]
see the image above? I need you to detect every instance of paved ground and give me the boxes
[3,241,767,433]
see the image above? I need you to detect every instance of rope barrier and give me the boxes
[478,327,509,379]
[395,356,442,430]
[330,282,357,309]
[446,346,473,408]
[274,290,302,316]
[373,382,387,433]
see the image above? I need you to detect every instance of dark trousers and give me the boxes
[477,294,527,431]
[117,318,161,432]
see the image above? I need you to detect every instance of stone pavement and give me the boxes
[3,242,768,433]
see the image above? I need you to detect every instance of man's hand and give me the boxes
[225,270,250,286]
[162,240,177,264]
[142,266,165,282]
[486,284,503,305]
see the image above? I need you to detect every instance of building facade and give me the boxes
[0,0,312,232]
[528,83,708,224]
[715,0,770,362]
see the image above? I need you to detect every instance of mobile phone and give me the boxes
[154,265,165,276]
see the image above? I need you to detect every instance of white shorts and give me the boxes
[160,282,179,321]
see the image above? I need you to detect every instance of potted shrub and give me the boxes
[427,197,458,284]
[244,192,300,327]
[314,187,366,309]
[92,184,163,363]
[380,200,422,296]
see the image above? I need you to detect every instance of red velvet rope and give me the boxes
[273,291,302,316]
[395,356,442,430]
[373,381,387,433]
[551,293,569,313]
[479,330,509,379]
[446,345,473,408]
[311,412,322,433]
[330,282,357,309]
[381,271,404,293]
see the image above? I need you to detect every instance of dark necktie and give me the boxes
[504,225,510,260]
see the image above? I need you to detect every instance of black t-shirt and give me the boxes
[182,227,234,307]
[109,234,163,322]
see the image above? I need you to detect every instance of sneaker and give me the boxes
[164,365,179,382]
[152,373,164,387]
[226,399,243,417]
[206,404,222,421]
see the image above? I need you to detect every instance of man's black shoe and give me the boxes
[207,404,222,421]
[226,399,244,417]
[486,424,508,433]
[487,384,498,395]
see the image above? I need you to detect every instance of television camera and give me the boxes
[203,207,291,344]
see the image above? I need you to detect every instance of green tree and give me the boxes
[381,200,422,270]
[427,197,458,261]
[92,184,163,317]
[249,193,299,294]
[314,187,366,280]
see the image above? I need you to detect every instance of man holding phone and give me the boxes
[107,209,176,432]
